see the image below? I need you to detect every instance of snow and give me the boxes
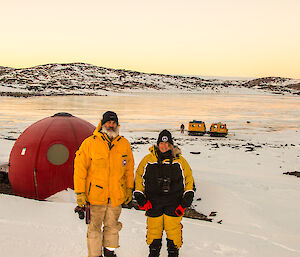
[1,63,300,96]
[0,92,300,257]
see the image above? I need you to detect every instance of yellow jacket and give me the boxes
[74,122,134,207]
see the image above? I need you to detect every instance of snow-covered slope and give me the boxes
[1,189,300,257]
[0,63,299,96]
[1,128,300,257]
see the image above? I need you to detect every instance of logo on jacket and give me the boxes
[162,136,168,142]
[122,159,127,166]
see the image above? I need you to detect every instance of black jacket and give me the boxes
[134,145,194,217]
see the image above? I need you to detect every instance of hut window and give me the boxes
[47,144,69,165]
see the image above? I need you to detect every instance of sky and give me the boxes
[1,0,300,79]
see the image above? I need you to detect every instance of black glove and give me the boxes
[134,191,147,206]
[74,206,85,220]
[181,191,194,208]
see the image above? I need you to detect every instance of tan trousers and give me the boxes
[87,204,122,257]
[146,214,183,249]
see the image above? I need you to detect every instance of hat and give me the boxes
[157,129,173,145]
[101,111,119,125]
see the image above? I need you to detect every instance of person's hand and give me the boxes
[139,200,152,211]
[76,192,87,207]
[181,191,194,208]
[175,205,186,216]
[134,191,147,206]
[134,191,152,211]
[124,188,133,204]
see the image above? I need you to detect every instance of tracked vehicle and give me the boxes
[209,122,228,137]
[188,120,206,136]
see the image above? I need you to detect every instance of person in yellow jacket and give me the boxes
[74,111,134,257]
[134,130,194,257]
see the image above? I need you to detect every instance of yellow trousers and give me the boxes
[146,214,183,249]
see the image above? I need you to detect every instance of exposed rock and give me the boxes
[1,63,299,96]
[242,77,300,95]
[0,172,13,195]
[190,151,201,154]
[283,171,300,178]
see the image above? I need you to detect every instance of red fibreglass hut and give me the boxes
[8,113,95,200]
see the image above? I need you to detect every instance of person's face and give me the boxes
[159,142,170,153]
[103,120,118,131]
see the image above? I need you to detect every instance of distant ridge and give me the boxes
[0,63,299,97]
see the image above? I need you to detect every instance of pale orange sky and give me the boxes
[1,0,300,78]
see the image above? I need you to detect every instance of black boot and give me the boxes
[167,239,179,257]
[103,247,117,257]
[148,239,162,257]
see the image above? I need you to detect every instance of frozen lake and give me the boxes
[1,93,300,137]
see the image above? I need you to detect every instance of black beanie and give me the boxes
[157,129,173,145]
[101,111,118,125]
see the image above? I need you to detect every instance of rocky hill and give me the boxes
[242,77,300,94]
[0,63,299,96]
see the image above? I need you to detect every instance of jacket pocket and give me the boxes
[92,153,108,171]
[88,182,106,202]
[115,152,128,172]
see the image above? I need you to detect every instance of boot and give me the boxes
[167,239,179,257]
[103,247,117,257]
[148,239,162,257]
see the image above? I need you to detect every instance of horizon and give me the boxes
[1,0,300,79]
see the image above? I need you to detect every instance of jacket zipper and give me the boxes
[88,182,91,195]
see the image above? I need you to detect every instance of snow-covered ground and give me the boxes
[0,92,300,257]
